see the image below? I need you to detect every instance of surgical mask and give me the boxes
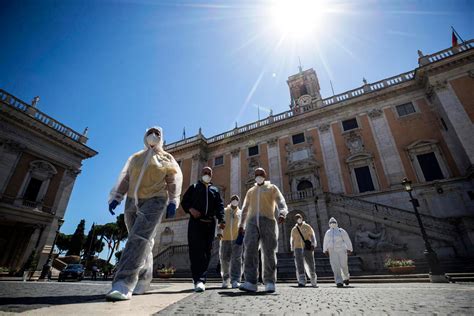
[202,175,211,183]
[255,176,265,185]
[231,200,239,207]
[329,223,337,228]
[297,218,303,224]
[146,133,160,147]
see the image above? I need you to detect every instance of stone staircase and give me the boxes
[276,251,363,279]
[325,192,459,243]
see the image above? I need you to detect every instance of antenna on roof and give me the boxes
[298,57,303,73]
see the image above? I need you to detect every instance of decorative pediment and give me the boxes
[406,139,438,151]
[30,160,57,177]
[346,152,373,164]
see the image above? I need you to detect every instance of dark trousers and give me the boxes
[188,218,216,284]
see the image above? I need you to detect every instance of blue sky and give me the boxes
[1,0,473,237]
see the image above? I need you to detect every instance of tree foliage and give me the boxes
[67,219,86,256]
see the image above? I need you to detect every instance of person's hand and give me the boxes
[108,200,119,215]
[166,203,176,219]
[236,228,245,245]
[189,208,201,219]
[347,250,352,255]
[278,215,285,224]
[218,222,226,230]
[324,251,329,257]
[217,233,223,240]
[310,245,315,251]
[238,227,245,235]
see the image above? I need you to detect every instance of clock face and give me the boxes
[298,95,311,106]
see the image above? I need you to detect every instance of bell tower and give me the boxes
[287,67,323,111]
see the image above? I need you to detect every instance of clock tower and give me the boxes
[287,68,323,112]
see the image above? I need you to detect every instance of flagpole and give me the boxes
[451,26,465,44]
[330,80,335,96]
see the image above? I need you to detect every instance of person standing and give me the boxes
[323,217,353,287]
[181,166,225,292]
[290,214,317,287]
[105,126,182,301]
[218,195,243,289]
[239,168,288,293]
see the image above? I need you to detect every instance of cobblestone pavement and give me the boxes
[157,282,474,316]
[0,280,192,315]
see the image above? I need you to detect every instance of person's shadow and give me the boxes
[0,295,105,313]
[218,291,278,297]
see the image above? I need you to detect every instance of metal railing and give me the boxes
[0,89,88,144]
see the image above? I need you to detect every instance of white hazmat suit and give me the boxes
[323,217,353,286]
[106,126,183,301]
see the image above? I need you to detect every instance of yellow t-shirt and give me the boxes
[291,222,316,250]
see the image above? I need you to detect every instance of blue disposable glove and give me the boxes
[166,203,176,219]
[235,230,245,245]
[108,200,119,215]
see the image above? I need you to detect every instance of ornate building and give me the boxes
[0,90,97,274]
[155,40,474,274]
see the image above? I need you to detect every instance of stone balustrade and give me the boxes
[0,89,88,144]
[284,188,317,203]
[165,41,472,150]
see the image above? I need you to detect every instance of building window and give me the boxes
[292,133,305,145]
[396,102,416,117]
[440,118,448,131]
[342,118,358,131]
[23,178,43,202]
[299,85,308,96]
[354,166,375,193]
[248,145,259,157]
[416,152,444,182]
[297,180,313,191]
[214,155,224,166]
[406,140,449,182]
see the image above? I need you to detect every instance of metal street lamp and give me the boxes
[401,178,448,283]
[39,218,65,280]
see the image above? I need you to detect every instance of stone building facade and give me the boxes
[155,40,474,273]
[0,90,97,274]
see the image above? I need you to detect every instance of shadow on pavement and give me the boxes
[218,291,278,297]
[0,295,105,313]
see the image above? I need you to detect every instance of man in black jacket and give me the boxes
[181,166,225,292]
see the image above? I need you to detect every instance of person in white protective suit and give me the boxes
[239,168,288,293]
[217,195,243,289]
[323,217,353,287]
[105,126,183,301]
[290,213,318,287]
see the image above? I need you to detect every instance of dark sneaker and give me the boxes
[298,283,305,287]
[344,279,350,286]
[336,283,344,288]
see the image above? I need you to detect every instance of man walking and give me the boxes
[239,167,288,293]
[218,195,243,289]
[290,213,317,287]
[181,166,225,292]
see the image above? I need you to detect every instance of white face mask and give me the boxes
[231,200,239,207]
[202,175,211,183]
[329,223,337,228]
[146,133,160,147]
[297,218,303,224]
[255,176,265,185]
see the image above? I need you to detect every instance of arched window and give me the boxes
[297,180,313,191]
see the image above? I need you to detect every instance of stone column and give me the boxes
[430,81,474,170]
[0,141,24,196]
[267,138,283,189]
[52,168,79,218]
[318,124,344,193]
[230,148,241,198]
[190,153,205,185]
[367,109,405,186]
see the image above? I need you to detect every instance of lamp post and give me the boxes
[401,178,448,283]
[39,218,65,280]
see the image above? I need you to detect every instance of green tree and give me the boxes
[67,219,86,256]
[102,214,128,264]
[56,233,71,255]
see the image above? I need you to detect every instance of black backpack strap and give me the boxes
[296,225,308,243]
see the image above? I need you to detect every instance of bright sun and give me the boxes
[270,0,326,40]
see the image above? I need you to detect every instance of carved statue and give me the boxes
[355,224,405,251]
